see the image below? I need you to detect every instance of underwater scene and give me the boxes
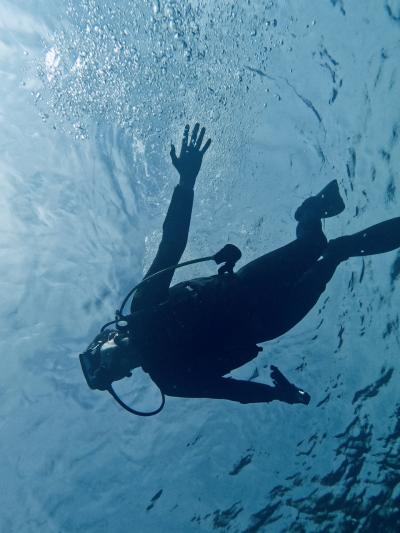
[1,0,399,531]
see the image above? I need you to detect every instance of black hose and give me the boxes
[107,385,166,416]
[118,256,213,318]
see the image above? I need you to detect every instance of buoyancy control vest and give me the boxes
[129,273,262,382]
[79,244,262,415]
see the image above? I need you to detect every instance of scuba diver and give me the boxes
[80,123,400,416]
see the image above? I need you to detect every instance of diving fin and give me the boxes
[295,179,345,221]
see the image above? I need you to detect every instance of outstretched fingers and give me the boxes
[180,124,190,156]
[195,126,205,148]
[190,122,200,146]
[200,137,212,155]
[194,125,211,155]
[176,122,211,160]
[170,143,178,166]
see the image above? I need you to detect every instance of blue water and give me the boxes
[1,1,399,531]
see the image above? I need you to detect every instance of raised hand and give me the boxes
[170,123,212,189]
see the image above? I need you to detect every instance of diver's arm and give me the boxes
[163,377,279,403]
[154,122,212,270]
[161,367,310,406]
[142,184,194,280]
[130,187,192,311]
[132,124,211,310]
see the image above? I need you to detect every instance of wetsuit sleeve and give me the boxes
[131,184,194,310]
[161,377,280,404]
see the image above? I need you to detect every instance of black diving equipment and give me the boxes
[79,329,166,416]
[79,244,242,416]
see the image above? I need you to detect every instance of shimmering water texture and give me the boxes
[1,0,399,532]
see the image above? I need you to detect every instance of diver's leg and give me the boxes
[236,221,326,292]
[262,253,341,340]
[236,221,327,343]
[326,217,400,261]
[237,179,345,292]
[237,180,345,342]
[258,217,400,340]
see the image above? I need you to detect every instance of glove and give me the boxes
[271,365,311,405]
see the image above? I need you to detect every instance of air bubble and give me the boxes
[152,1,160,15]
[38,0,288,141]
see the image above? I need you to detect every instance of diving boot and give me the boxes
[295,179,345,222]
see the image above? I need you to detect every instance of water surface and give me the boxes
[0,1,399,531]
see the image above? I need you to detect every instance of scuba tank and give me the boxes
[79,244,242,416]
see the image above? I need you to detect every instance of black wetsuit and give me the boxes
[128,184,337,404]
[128,181,400,404]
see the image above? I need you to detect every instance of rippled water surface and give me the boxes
[1,1,399,531]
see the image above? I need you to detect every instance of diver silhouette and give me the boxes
[80,123,400,414]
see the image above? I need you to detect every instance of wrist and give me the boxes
[178,179,195,191]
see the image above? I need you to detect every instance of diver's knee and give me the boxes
[296,225,327,250]
[324,237,351,262]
